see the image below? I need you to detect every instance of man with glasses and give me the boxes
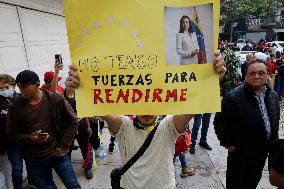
[7,70,81,189]
[214,59,280,189]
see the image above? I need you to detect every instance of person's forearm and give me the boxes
[7,111,33,146]
[59,122,78,150]
[83,117,91,130]
[59,100,79,149]
[7,131,33,146]
[173,114,194,133]
[51,73,59,92]
[99,115,122,134]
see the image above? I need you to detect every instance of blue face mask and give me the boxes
[0,88,14,98]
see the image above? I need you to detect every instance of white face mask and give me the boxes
[0,88,14,98]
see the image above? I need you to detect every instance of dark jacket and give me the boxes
[0,93,19,153]
[214,84,279,151]
[7,90,79,161]
[276,60,284,75]
[241,61,247,82]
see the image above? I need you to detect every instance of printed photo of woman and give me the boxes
[176,16,200,65]
[164,4,213,65]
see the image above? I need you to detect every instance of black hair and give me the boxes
[179,16,193,33]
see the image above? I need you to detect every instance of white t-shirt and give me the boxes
[115,115,179,189]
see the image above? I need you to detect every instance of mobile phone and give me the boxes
[37,132,49,137]
[55,54,62,64]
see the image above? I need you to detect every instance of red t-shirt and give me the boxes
[41,84,64,94]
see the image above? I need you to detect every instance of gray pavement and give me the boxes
[53,101,284,189]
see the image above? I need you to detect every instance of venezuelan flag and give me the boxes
[191,6,207,64]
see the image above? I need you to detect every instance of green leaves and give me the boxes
[221,0,282,36]
[220,49,241,96]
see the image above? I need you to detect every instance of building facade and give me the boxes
[0,1,69,188]
[0,0,70,84]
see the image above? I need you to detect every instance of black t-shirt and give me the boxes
[272,141,284,176]
[64,89,77,114]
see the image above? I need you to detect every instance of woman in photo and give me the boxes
[176,15,200,64]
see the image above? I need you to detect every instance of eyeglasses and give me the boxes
[247,71,267,77]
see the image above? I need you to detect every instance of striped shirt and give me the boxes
[255,87,271,140]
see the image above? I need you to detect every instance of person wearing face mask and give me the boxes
[0,74,15,155]
[0,74,39,189]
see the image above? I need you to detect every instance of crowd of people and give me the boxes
[218,39,271,54]
[0,48,284,189]
[219,38,284,101]
[0,59,107,189]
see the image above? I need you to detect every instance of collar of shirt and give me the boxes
[255,86,267,98]
[133,117,159,133]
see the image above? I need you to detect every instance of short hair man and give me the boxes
[66,52,226,188]
[7,70,81,188]
[214,59,280,189]
[241,53,256,82]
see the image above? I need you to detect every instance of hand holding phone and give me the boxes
[55,54,62,64]
[30,130,49,144]
[37,132,49,137]
[54,54,63,73]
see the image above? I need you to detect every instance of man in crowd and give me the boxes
[267,54,277,77]
[66,51,226,188]
[241,53,255,82]
[189,113,212,154]
[275,52,284,100]
[0,74,38,188]
[231,43,240,52]
[7,70,81,188]
[214,59,280,189]
[270,141,284,188]
[241,41,254,51]
[76,117,104,180]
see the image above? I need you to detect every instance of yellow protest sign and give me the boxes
[63,0,221,117]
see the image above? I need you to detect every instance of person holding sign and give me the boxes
[176,16,200,65]
[65,51,225,189]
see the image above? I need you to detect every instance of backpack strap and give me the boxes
[111,118,160,189]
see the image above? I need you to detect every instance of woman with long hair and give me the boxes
[176,15,199,64]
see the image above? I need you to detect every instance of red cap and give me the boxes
[44,71,62,82]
